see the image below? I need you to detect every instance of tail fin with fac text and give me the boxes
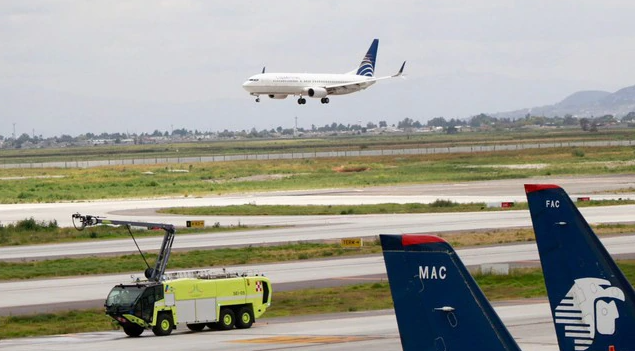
[380,234,522,351]
[525,184,635,351]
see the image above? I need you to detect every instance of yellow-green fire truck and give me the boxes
[72,213,272,337]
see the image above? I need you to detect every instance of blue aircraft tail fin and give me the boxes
[380,234,522,351]
[356,39,378,77]
[525,184,635,351]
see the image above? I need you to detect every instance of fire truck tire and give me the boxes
[152,313,174,336]
[186,323,205,332]
[218,307,235,330]
[123,324,144,337]
[236,307,254,329]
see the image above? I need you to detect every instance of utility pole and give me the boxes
[294,116,298,138]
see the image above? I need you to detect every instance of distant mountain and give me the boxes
[492,85,635,118]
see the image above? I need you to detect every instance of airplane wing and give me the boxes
[324,61,406,93]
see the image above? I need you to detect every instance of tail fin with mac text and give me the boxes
[380,234,522,351]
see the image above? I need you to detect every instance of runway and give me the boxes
[0,175,634,228]
[2,204,635,261]
[0,304,557,351]
[4,235,635,315]
[1,176,634,349]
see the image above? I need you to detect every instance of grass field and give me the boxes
[0,218,266,247]
[2,129,633,164]
[1,144,635,203]
[158,198,635,216]
[3,260,635,339]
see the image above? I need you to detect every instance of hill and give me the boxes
[492,85,635,118]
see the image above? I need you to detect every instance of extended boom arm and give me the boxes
[72,213,176,282]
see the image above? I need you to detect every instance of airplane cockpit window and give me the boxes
[249,78,259,82]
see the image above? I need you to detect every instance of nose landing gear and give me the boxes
[255,96,260,103]
[297,97,306,105]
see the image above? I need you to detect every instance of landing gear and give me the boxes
[320,97,330,104]
[297,97,306,105]
[255,96,260,103]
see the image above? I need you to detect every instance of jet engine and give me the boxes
[302,87,328,98]
[268,94,288,99]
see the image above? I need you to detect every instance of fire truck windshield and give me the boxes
[106,285,146,308]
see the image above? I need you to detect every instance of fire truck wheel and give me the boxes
[123,324,144,337]
[236,307,254,329]
[186,323,205,332]
[152,313,174,336]
[218,307,235,330]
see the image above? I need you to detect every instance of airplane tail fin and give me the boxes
[380,234,522,351]
[525,184,635,351]
[356,39,378,77]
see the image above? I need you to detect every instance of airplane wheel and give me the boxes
[302,98,306,104]
[297,98,302,105]
[324,97,329,104]
[320,98,325,103]
[255,97,260,102]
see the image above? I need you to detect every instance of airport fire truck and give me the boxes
[72,213,272,337]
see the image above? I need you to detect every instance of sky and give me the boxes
[3,0,635,137]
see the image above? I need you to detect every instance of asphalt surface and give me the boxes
[2,175,635,349]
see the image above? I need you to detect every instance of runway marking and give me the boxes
[335,277,385,281]
[231,335,377,344]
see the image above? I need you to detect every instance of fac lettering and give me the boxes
[545,200,560,208]
[419,266,447,280]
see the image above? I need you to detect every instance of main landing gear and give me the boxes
[296,97,329,105]
[255,96,260,102]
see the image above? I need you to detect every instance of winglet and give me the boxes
[525,184,635,351]
[380,234,522,351]
[392,61,406,77]
[261,66,266,74]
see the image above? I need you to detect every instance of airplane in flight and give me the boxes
[380,233,523,351]
[242,39,405,105]
[526,184,635,351]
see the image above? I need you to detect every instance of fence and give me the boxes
[1,139,632,169]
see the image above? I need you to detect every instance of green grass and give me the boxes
[1,137,635,203]
[159,198,635,216]
[4,260,635,339]
[2,129,633,164]
[0,217,266,247]
[4,223,635,281]
[0,242,382,281]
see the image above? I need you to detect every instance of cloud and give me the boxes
[2,0,635,137]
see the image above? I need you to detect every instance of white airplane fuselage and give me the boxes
[242,39,404,104]
[242,73,376,99]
